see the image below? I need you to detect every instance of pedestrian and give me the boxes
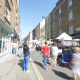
[42,41,50,70]
[69,47,80,80]
[12,42,17,54]
[23,43,30,73]
[19,42,23,58]
[52,43,58,67]
[49,43,53,63]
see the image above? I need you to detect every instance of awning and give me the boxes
[72,34,80,39]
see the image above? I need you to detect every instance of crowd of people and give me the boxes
[12,40,80,80]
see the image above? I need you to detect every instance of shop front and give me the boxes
[0,20,13,63]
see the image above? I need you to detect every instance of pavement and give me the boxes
[0,54,32,80]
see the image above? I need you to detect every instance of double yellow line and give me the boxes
[30,58,43,80]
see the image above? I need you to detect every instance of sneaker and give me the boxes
[44,66,46,68]
[25,71,29,73]
[46,68,48,71]
[23,70,25,72]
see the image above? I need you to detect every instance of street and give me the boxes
[29,50,80,80]
[0,51,80,80]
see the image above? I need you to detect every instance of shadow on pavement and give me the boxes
[18,59,24,70]
[34,61,44,68]
[52,69,72,80]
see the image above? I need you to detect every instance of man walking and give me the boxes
[42,41,50,70]
[52,43,58,67]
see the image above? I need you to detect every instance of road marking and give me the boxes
[30,58,43,80]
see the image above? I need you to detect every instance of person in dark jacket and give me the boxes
[23,43,30,73]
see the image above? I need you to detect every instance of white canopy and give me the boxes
[56,32,72,40]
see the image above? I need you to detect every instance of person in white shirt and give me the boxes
[52,43,58,67]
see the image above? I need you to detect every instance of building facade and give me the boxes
[39,19,45,41]
[32,29,35,40]
[0,0,20,63]
[51,0,80,39]
[35,23,40,40]
[45,13,52,40]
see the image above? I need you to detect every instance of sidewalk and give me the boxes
[0,54,32,80]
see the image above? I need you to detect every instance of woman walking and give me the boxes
[23,43,30,73]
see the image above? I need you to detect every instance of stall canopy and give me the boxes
[72,34,80,39]
[56,32,72,40]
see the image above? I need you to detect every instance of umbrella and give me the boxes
[72,34,80,39]
[56,32,72,40]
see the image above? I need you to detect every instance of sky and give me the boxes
[20,0,58,38]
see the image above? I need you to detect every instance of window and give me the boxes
[0,30,10,54]
[49,26,51,30]
[53,32,55,37]
[46,20,47,24]
[53,22,55,27]
[5,0,11,22]
[59,7,61,14]
[59,18,61,25]
[69,11,73,20]
[59,30,62,36]
[49,17,51,22]
[49,33,50,38]
[46,28,47,31]
[46,35,47,39]
[53,13,55,18]
[68,0,72,6]
[69,25,73,34]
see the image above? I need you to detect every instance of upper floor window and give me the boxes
[68,0,72,6]
[46,20,47,24]
[53,13,55,18]
[49,17,51,22]
[53,22,55,27]
[53,32,55,37]
[69,11,73,20]
[59,7,61,14]
[69,25,73,34]
[49,26,51,30]
[59,30,62,36]
[5,0,11,22]
[49,33,50,38]
[59,18,61,25]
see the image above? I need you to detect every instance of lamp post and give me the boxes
[42,15,49,40]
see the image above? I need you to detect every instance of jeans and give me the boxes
[43,55,48,68]
[13,48,16,54]
[19,48,22,57]
[23,55,30,71]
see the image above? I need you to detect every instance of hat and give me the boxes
[73,47,80,52]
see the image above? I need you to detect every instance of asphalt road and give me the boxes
[29,50,80,80]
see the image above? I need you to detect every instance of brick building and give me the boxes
[51,0,80,39]
[0,0,20,63]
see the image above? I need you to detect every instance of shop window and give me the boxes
[5,0,11,22]
[0,30,10,54]
[68,0,72,6]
